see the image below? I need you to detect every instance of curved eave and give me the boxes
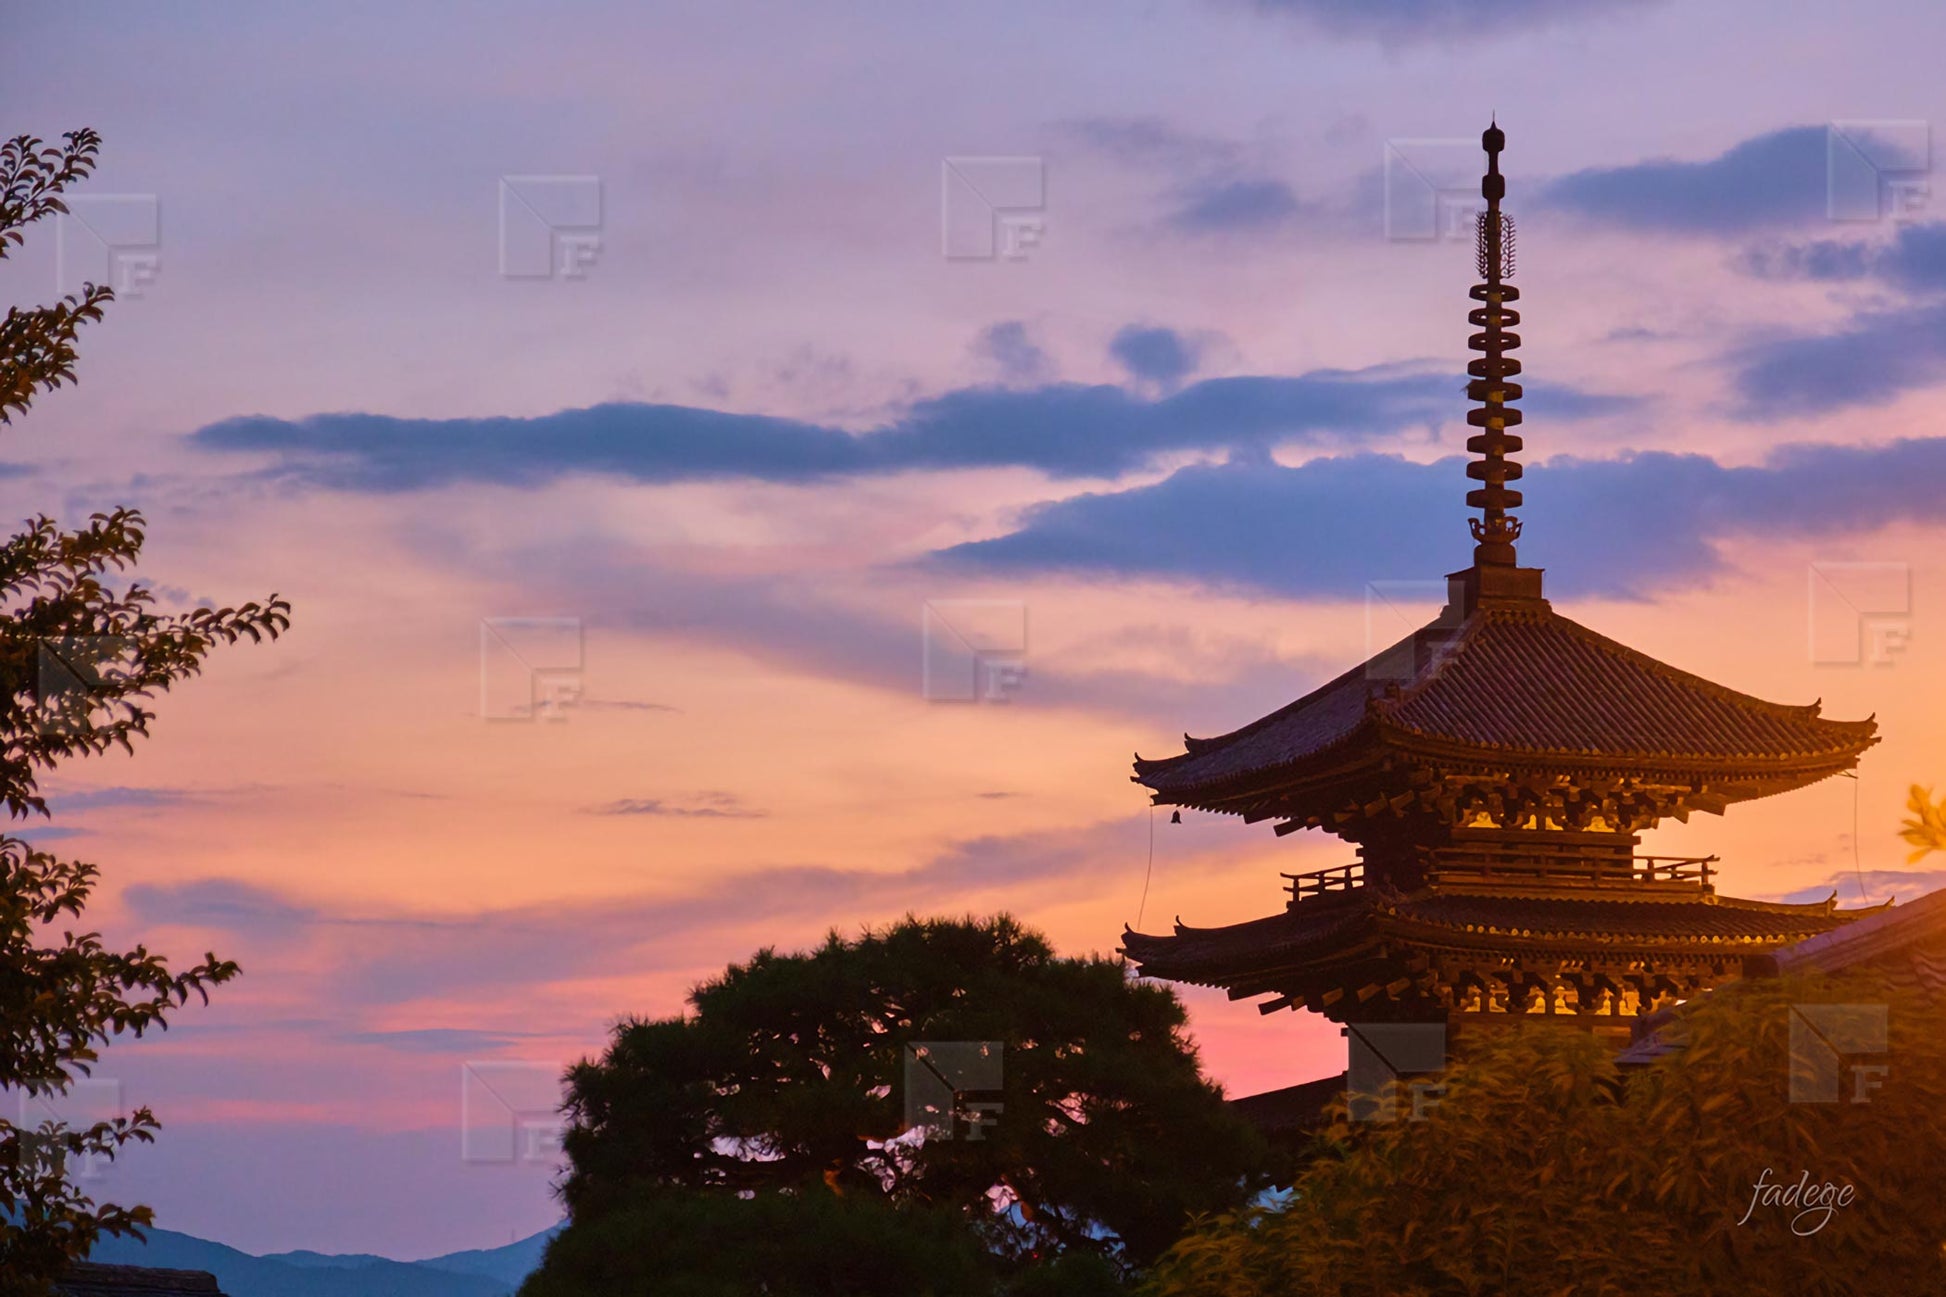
[1132,602,1881,811]
[1134,720,1878,816]
[1374,714,1881,771]
[1366,718,1879,786]
[1167,654,1384,761]
[1132,697,1376,783]
[1121,893,1879,989]
[1133,714,1380,800]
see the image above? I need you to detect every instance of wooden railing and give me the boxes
[1281,862,1364,901]
[1633,854,1718,886]
[1428,850,1716,891]
[1281,853,1717,902]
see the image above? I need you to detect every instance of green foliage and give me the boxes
[519,1190,997,1297]
[0,131,113,424]
[0,509,289,819]
[546,914,1265,1290]
[1142,973,1946,1297]
[1900,783,1946,862]
[999,1249,1128,1297]
[0,128,289,1290]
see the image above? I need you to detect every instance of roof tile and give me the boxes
[1137,602,1875,799]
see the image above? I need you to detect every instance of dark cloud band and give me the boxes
[192,368,1627,491]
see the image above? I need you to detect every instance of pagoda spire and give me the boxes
[1465,120,1524,567]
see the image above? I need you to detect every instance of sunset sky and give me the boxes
[8,0,1946,1260]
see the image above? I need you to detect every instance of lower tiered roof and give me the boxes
[1122,872,1899,1027]
[1123,886,1864,992]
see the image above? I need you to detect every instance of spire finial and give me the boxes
[1465,120,1523,566]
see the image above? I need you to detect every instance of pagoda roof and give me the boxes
[1122,886,1871,991]
[1134,587,1878,814]
[1619,886,1946,1065]
[1772,883,1946,981]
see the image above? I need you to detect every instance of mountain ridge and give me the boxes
[88,1223,560,1297]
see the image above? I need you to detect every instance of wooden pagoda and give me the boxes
[1120,124,1883,1048]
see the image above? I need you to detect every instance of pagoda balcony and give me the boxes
[1426,848,1717,894]
[1283,861,1366,901]
[1283,851,1718,906]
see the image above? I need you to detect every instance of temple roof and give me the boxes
[1619,887,1946,1065]
[55,1264,226,1297]
[1134,591,1878,813]
[1122,886,1866,990]
[1228,1072,1347,1136]
[1772,883,1946,980]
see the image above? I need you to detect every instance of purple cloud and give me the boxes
[933,438,1946,598]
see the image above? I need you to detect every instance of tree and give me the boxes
[1141,972,1946,1297]
[520,1187,999,1297]
[1899,783,1946,862]
[535,915,1268,1293]
[0,130,289,1290]
[522,1191,1134,1297]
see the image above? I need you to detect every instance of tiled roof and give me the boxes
[1140,657,1373,793]
[54,1264,225,1297]
[1135,600,1876,801]
[1619,886,1946,1065]
[1229,1073,1347,1135]
[1772,884,1946,976]
[1122,889,1856,987]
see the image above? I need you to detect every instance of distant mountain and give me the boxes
[89,1223,559,1297]
[258,1249,398,1270]
[414,1227,562,1287]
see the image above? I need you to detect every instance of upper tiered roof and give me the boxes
[1135,596,1878,817]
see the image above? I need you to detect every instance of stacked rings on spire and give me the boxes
[1467,135,1524,567]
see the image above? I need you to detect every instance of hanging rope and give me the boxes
[1843,769,1867,902]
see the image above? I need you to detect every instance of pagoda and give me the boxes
[1120,124,1882,1048]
